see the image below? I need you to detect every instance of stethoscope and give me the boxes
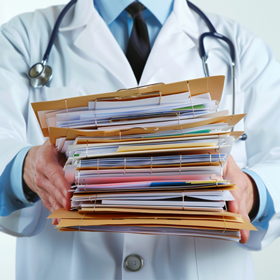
[28,0,247,141]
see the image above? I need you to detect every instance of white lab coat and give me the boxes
[0,0,280,279]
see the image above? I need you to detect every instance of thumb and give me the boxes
[240,229,250,244]
[239,209,250,244]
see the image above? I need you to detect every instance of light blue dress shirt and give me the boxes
[94,0,173,52]
[0,0,274,234]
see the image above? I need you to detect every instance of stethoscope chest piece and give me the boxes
[28,62,52,88]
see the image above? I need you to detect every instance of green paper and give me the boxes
[173,104,205,111]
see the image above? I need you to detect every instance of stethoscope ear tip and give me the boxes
[28,62,52,88]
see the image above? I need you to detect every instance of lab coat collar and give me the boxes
[74,1,137,87]
[58,0,137,87]
[57,0,201,87]
[95,0,173,26]
[58,0,199,35]
[94,0,131,25]
[58,0,95,32]
[173,0,200,38]
[140,0,200,85]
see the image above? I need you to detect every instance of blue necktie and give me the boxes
[126,2,151,83]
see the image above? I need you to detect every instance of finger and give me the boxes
[227,200,238,213]
[52,218,58,226]
[52,218,61,226]
[33,180,53,212]
[41,196,53,213]
[38,188,56,212]
[42,162,70,198]
[228,189,241,213]
[36,151,70,198]
[239,207,251,244]
[49,195,64,213]
[35,174,68,210]
[240,229,250,244]
[36,143,72,208]
[43,165,72,209]
[223,154,233,177]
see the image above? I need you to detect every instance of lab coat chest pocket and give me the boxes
[40,86,77,101]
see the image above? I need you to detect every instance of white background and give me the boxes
[0,1,280,279]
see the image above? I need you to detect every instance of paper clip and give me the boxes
[150,157,153,174]
[179,155,182,174]
[158,92,162,105]
[65,100,70,128]
[215,142,221,153]
[219,153,224,177]
[182,192,185,210]
[94,112,98,127]
[209,178,219,186]
[94,99,98,110]
[218,153,222,165]
[78,214,86,232]
[123,158,126,175]
[177,112,181,124]
[92,99,98,126]
[208,153,212,166]
[228,116,234,127]
[187,82,196,118]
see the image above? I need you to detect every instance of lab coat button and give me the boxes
[125,254,143,272]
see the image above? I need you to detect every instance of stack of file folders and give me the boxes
[32,76,256,242]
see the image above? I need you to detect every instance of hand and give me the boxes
[23,139,71,225]
[223,155,259,244]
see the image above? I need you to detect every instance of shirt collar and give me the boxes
[94,0,174,25]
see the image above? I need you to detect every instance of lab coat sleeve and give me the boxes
[0,17,48,236]
[0,20,32,174]
[0,147,35,217]
[242,170,275,250]
[242,169,269,223]
[238,33,280,250]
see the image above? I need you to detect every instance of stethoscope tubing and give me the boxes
[42,0,78,63]
[187,1,216,33]
[28,0,247,140]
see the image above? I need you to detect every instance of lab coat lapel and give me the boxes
[59,0,137,88]
[140,0,200,85]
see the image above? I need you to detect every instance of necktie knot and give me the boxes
[126,1,146,18]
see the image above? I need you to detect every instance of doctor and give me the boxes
[0,0,279,279]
